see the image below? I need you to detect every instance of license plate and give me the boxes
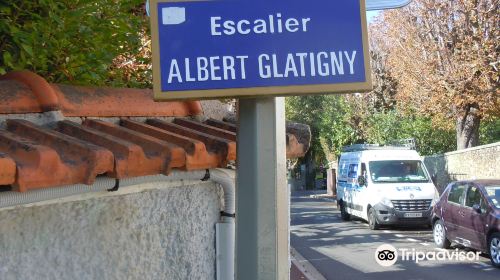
[404,212,423,218]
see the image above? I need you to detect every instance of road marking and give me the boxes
[394,234,404,238]
[406,238,418,242]
[436,248,448,252]
[475,262,490,268]
[420,242,429,246]
[383,230,392,233]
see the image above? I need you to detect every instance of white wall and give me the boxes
[0,180,222,280]
[424,142,500,192]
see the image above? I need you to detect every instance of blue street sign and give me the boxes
[150,0,371,100]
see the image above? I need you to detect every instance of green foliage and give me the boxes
[317,96,359,157]
[285,95,360,164]
[286,94,460,168]
[0,0,149,87]
[364,111,456,156]
[286,95,326,163]
[480,118,500,145]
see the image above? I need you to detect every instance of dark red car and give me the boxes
[432,179,500,267]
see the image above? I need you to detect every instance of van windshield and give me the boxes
[369,160,430,183]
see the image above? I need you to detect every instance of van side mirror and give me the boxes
[358,175,367,187]
[472,204,482,214]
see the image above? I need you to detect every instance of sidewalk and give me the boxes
[291,189,328,197]
[290,262,308,280]
[291,190,336,203]
[290,247,326,280]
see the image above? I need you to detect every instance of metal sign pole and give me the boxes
[149,1,373,277]
[236,97,288,280]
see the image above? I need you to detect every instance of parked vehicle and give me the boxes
[336,143,439,230]
[432,179,500,268]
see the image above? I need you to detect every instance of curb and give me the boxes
[290,247,326,280]
[309,194,337,203]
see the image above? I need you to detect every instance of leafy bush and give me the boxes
[0,0,149,87]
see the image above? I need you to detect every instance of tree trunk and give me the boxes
[299,149,316,190]
[456,104,481,150]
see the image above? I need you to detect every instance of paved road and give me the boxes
[290,193,499,280]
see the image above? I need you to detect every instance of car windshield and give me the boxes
[484,185,500,209]
[369,160,430,183]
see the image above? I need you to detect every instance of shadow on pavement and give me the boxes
[290,194,499,280]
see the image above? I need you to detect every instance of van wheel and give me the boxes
[340,201,350,221]
[368,208,380,230]
[489,233,500,268]
[433,219,451,249]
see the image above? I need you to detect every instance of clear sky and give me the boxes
[366,11,380,22]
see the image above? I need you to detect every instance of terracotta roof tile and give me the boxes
[82,119,171,175]
[120,120,220,170]
[0,130,66,192]
[205,118,237,133]
[147,119,237,164]
[0,71,202,117]
[2,120,114,191]
[0,71,309,192]
[0,117,240,192]
[174,118,236,141]
[0,80,43,114]
[56,120,162,179]
[0,153,16,186]
[0,71,60,112]
[53,84,202,117]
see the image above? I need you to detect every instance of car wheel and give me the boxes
[368,208,380,230]
[489,233,500,268]
[340,201,350,221]
[433,219,451,249]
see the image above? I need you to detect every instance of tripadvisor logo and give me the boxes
[375,244,481,266]
[375,244,398,267]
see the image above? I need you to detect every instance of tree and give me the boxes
[372,0,499,149]
[317,96,360,160]
[366,25,398,113]
[479,118,500,145]
[340,23,458,156]
[364,111,456,155]
[286,95,359,163]
[286,95,327,164]
[286,95,358,188]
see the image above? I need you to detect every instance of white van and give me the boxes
[336,144,439,230]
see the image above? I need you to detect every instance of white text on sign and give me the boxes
[210,13,311,35]
[167,52,357,83]
[164,12,359,84]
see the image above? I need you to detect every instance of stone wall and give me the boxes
[424,142,500,193]
[0,180,222,280]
